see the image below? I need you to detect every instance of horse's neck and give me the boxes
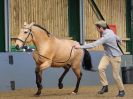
[32,29,50,51]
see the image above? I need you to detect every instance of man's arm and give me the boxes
[80,36,107,49]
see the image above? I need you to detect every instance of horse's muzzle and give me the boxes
[15,45,20,50]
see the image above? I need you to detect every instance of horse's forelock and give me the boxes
[29,22,35,27]
[23,22,35,29]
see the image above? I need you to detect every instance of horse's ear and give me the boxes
[29,22,35,27]
[24,22,27,26]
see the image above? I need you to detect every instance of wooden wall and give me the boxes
[84,0,127,52]
[10,0,127,52]
[10,0,68,40]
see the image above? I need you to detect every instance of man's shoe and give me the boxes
[98,85,108,94]
[116,90,125,97]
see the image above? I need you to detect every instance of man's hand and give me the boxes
[73,44,81,49]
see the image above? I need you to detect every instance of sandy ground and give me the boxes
[0,84,133,99]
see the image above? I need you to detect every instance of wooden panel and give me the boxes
[84,0,127,52]
[10,0,68,45]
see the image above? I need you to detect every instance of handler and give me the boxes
[74,20,125,97]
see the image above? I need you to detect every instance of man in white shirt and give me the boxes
[74,20,125,97]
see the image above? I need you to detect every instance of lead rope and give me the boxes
[36,46,75,63]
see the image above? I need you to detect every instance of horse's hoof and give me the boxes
[35,91,41,96]
[71,91,77,95]
[58,83,63,89]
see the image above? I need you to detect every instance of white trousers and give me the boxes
[98,55,124,91]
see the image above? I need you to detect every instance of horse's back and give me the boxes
[56,39,78,48]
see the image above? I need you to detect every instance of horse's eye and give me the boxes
[24,31,28,34]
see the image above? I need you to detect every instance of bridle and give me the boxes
[16,28,33,47]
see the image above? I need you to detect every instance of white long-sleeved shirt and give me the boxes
[80,29,123,57]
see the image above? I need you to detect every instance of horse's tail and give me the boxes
[82,49,93,71]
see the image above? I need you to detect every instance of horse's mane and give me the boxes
[33,24,51,36]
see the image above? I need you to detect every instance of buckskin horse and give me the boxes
[15,22,93,96]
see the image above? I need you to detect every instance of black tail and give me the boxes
[82,49,93,71]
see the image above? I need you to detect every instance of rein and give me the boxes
[36,46,74,63]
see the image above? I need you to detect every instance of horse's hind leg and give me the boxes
[72,67,82,94]
[58,65,71,89]
[35,67,43,96]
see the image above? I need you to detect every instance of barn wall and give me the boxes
[10,0,127,52]
[0,52,131,91]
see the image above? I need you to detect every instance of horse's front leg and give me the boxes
[35,67,43,96]
[35,61,51,96]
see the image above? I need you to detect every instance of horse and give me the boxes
[15,22,93,96]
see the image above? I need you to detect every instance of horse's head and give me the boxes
[15,22,34,50]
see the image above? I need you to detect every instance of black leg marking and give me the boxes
[58,65,70,89]
[35,70,43,96]
[73,72,82,94]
